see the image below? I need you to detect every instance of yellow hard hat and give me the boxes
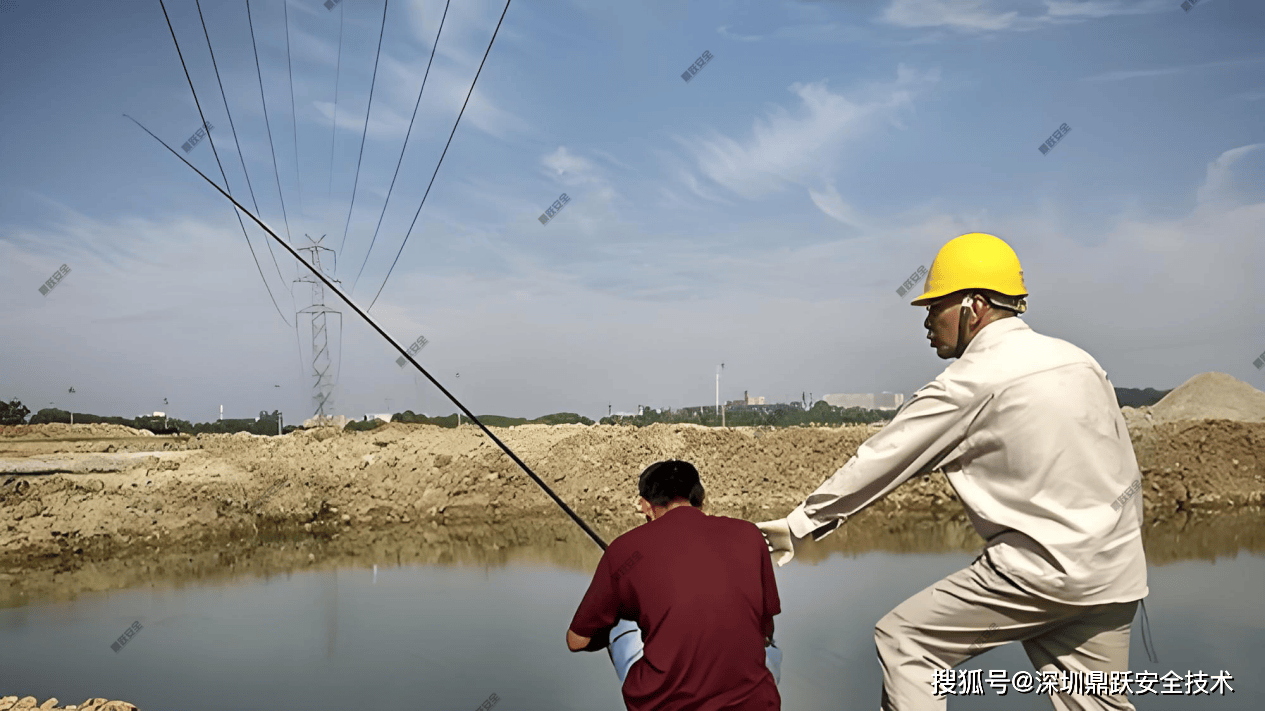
[910,233,1027,307]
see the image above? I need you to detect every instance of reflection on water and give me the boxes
[1,512,1262,710]
[6,508,1263,612]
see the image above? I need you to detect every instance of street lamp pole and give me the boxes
[275,385,282,435]
[716,363,725,426]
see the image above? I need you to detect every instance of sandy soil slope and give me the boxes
[2,419,1261,585]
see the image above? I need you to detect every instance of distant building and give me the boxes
[303,415,350,430]
[822,392,905,411]
[722,391,768,409]
[364,413,392,423]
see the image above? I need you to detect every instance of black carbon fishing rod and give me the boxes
[124,114,609,552]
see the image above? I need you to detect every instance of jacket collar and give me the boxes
[962,316,1029,356]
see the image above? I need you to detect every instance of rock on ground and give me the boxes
[0,698,138,711]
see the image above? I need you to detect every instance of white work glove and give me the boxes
[755,518,796,567]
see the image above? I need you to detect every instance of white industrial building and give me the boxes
[822,392,906,410]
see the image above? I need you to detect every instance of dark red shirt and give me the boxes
[569,506,781,711]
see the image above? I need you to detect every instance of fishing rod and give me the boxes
[124,113,609,552]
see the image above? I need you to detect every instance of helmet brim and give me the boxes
[910,286,1028,308]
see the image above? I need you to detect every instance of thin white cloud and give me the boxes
[717,25,764,42]
[667,65,939,203]
[541,146,600,180]
[310,52,530,143]
[1195,143,1265,207]
[287,0,328,20]
[808,183,871,230]
[881,0,1022,31]
[589,149,635,173]
[1082,58,1265,82]
[1043,0,1171,19]
[878,0,1173,34]
[400,0,513,72]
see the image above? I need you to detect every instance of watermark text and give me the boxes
[1039,123,1071,155]
[110,620,143,653]
[38,263,71,296]
[538,193,570,225]
[933,669,1233,696]
[896,265,928,297]
[966,623,1000,654]
[1111,478,1141,511]
[247,480,289,512]
[182,121,215,153]
[682,50,714,83]
[396,334,430,367]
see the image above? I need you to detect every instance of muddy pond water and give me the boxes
[2,515,1263,710]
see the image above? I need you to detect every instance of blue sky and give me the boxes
[1,0,1262,423]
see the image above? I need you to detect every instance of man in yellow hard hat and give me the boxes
[756,233,1150,710]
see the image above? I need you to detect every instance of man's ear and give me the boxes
[969,293,991,329]
[638,497,653,518]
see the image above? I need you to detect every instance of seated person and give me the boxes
[566,460,782,711]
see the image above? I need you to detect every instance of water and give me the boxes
[2,518,1262,710]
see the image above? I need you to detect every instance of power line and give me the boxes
[154,1,292,328]
[350,0,453,296]
[366,0,515,311]
[193,0,292,296]
[337,0,390,258]
[245,0,294,246]
[125,116,607,549]
[328,1,344,202]
[282,0,305,234]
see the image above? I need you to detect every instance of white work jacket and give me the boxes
[787,317,1149,605]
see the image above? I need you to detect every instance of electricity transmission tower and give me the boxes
[295,235,342,420]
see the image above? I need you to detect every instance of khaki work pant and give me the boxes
[875,552,1139,711]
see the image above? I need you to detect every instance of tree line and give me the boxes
[0,399,294,436]
[597,402,892,428]
[2,386,1172,435]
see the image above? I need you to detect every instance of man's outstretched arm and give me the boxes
[785,381,982,539]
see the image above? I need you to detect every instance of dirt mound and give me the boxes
[0,423,153,439]
[1149,372,1265,424]
[1121,405,1154,432]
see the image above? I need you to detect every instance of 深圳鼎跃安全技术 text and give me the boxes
[932,669,1234,696]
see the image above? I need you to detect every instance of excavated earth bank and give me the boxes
[2,417,1262,600]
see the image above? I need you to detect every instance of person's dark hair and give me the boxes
[638,460,705,508]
